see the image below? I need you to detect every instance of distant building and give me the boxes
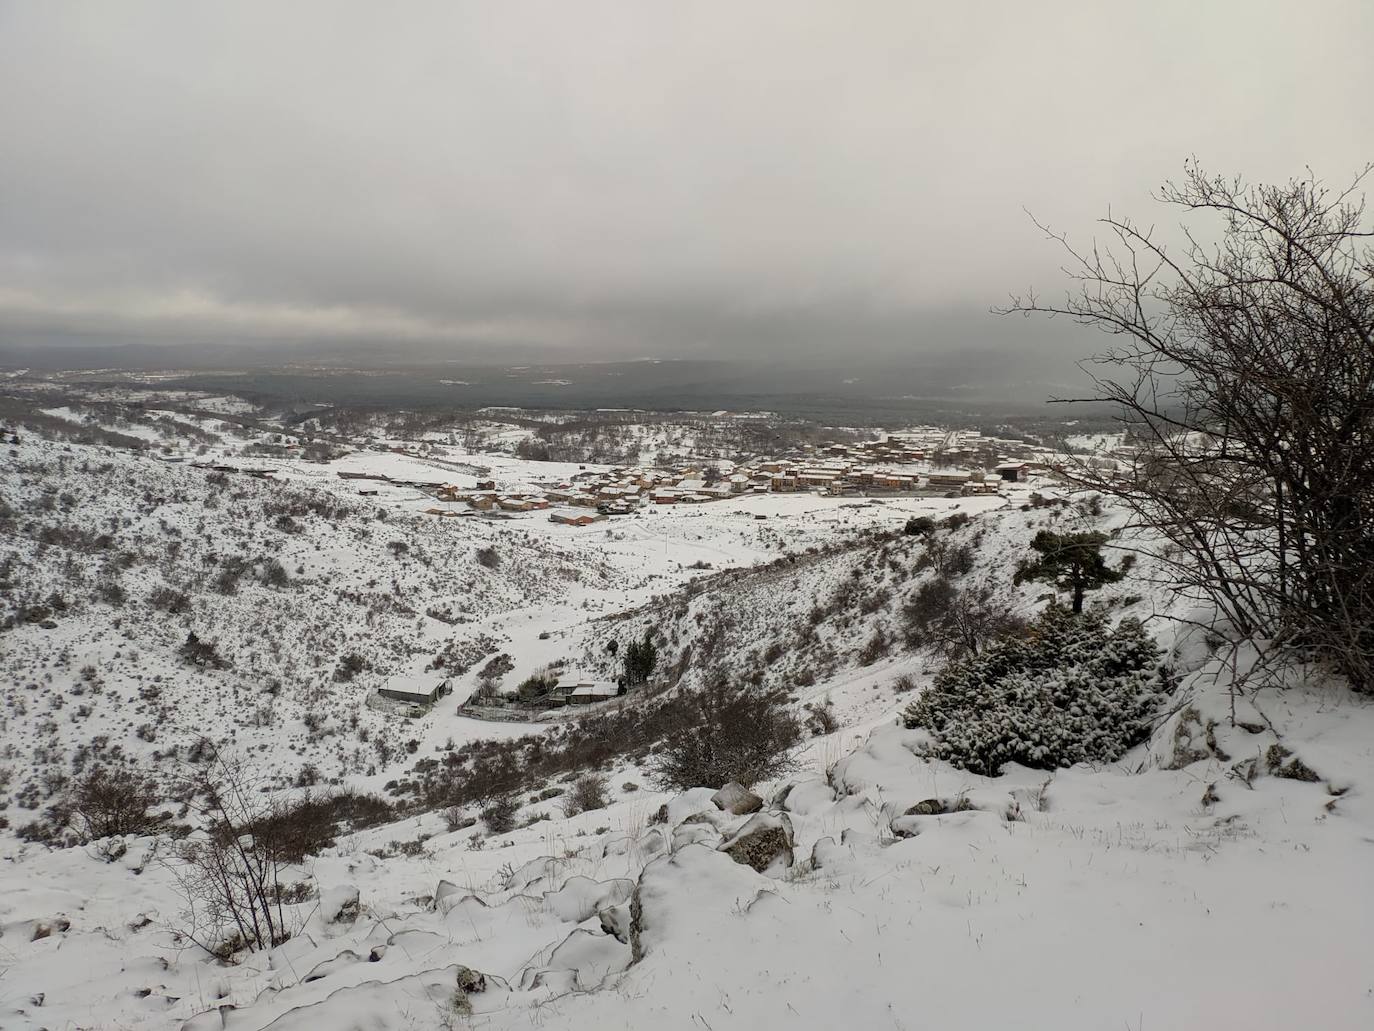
[549,510,605,526]
[378,677,451,705]
[994,462,1030,482]
[567,681,622,704]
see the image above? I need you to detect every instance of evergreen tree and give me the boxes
[1013,530,1124,613]
[623,629,658,686]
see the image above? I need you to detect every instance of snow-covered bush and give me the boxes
[902,607,1169,775]
[648,681,801,790]
[561,772,609,816]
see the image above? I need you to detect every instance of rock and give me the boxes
[542,876,634,924]
[433,879,462,910]
[632,827,670,865]
[456,965,487,993]
[780,779,837,815]
[1266,743,1321,782]
[711,782,763,815]
[628,884,645,964]
[319,885,360,925]
[599,902,631,944]
[665,787,717,826]
[718,812,794,874]
[809,836,850,870]
[302,950,363,983]
[672,822,719,851]
[905,798,946,816]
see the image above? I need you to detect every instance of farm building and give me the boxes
[549,510,605,526]
[926,471,973,488]
[994,461,1031,482]
[378,676,451,705]
[567,681,623,704]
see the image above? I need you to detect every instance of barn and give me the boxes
[378,676,451,705]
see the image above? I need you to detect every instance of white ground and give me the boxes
[1,396,1369,1029]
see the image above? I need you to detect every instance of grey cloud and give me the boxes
[1,0,1370,365]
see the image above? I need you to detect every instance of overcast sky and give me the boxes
[1,0,1370,366]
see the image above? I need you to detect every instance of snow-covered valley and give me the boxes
[1,396,1370,1030]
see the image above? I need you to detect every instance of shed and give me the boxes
[378,677,451,705]
[567,681,623,704]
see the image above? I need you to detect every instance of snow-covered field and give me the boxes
[1,397,1370,1030]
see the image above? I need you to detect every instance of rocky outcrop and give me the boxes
[711,782,763,815]
[717,812,794,874]
[319,885,360,926]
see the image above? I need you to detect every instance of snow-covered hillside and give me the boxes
[1,407,1370,1031]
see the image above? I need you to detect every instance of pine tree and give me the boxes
[1013,530,1124,613]
[623,629,657,686]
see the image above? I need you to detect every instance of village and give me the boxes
[409,427,1058,527]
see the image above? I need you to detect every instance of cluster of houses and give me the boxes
[407,428,1049,524]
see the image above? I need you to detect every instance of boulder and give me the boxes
[542,876,634,924]
[432,879,463,910]
[319,885,360,926]
[717,812,794,874]
[632,827,669,864]
[665,787,718,827]
[711,782,763,815]
[599,902,631,944]
[905,798,946,816]
[672,822,720,851]
[456,965,487,993]
[809,836,850,870]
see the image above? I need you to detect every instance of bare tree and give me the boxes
[1000,162,1374,692]
[904,577,1025,659]
[70,763,158,840]
[648,682,801,790]
[168,741,292,958]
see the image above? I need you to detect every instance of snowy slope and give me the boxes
[1,404,1370,1030]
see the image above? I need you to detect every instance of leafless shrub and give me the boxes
[561,773,609,816]
[168,746,291,958]
[648,682,801,790]
[904,577,1026,659]
[1001,161,1374,691]
[858,630,890,666]
[480,795,519,834]
[71,764,159,841]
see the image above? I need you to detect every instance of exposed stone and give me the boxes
[456,965,487,993]
[599,903,631,944]
[672,822,720,851]
[906,798,945,816]
[1266,744,1321,782]
[809,836,849,870]
[432,879,462,910]
[320,884,360,925]
[718,812,794,874]
[628,883,645,964]
[712,782,763,815]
